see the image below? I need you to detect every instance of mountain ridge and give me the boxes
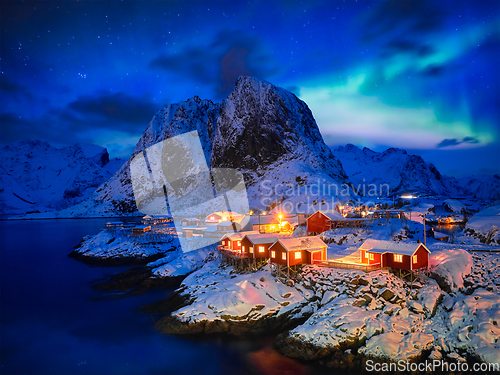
[0,140,124,214]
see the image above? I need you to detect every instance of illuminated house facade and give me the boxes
[359,239,430,271]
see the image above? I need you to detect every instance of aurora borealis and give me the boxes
[1,0,499,176]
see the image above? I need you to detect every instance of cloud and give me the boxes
[437,136,480,148]
[382,39,435,58]
[361,0,444,43]
[0,92,158,150]
[66,92,158,130]
[0,77,25,93]
[151,30,280,98]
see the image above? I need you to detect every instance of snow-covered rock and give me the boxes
[70,229,177,265]
[0,140,123,214]
[156,262,310,335]
[429,249,473,292]
[443,199,467,214]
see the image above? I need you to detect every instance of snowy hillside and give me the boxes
[457,174,500,201]
[0,140,123,214]
[58,76,352,217]
[332,144,464,198]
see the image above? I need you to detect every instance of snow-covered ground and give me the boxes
[72,229,178,261]
[164,249,499,366]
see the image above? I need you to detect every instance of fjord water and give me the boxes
[0,218,255,375]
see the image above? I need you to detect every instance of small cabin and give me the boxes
[359,239,430,271]
[205,211,244,225]
[217,221,241,232]
[269,237,327,266]
[219,231,258,252]
[106,221,123,228]
[240,233,284,259]
[306,210,345,234]
[132,225,151,234]
[181,217,200,226]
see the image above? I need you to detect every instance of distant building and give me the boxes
[216,221,241,232]
[180,217,200,226]
[306,210,345,234]
[106,221,123,228]
[132,225,151,234]
[205,211,244,224]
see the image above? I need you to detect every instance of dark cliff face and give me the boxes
[210,76,347,180]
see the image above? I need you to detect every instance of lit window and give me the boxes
[412,255,417,263]
[259,246,264,253]
[294,252,301,259]
[282,253,286,260]
[237,241,241,246]
[242,246,245,252]
[223,217,228,221]
[271,251,276,258]
[250,247,253,253]
[210,216,214,220]
[394,254,403,262]
[369,253,374,261]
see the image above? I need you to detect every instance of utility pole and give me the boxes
[422,213,427,247]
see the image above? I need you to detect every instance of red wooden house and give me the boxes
[132,225,151,234]
[358,239,430,271]
[269,237,327,267]
[219,231,258,252]
[306,210,345,234]
[240,233,285,259]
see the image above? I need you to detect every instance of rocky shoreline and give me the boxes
[153,250,499,371]
[68,230,500,372]
[68,249,165,267]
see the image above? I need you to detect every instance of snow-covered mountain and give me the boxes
[331,144,464,198]
[457,175,500,201]
[58,76,351,217]
[0,140,123,214]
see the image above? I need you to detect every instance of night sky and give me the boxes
[1,0,499,177]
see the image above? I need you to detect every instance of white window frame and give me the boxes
[242,246,245,252]
[412,255,417,263]
[294,252,301,260]
[394,254,403,263]
[258,246,265,253]
[369,253,374,261]
[282,252,286,260]
[250,247,253,254]
[271,251,276,258]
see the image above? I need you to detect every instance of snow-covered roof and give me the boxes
[217,220,239,227]
[359,239,430,256]
[181,217,199,221]
[243,233,287,245]
[315,210,345,221]
[220,231,259,241]
[252,216,280,225]
[271,236,327,252]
